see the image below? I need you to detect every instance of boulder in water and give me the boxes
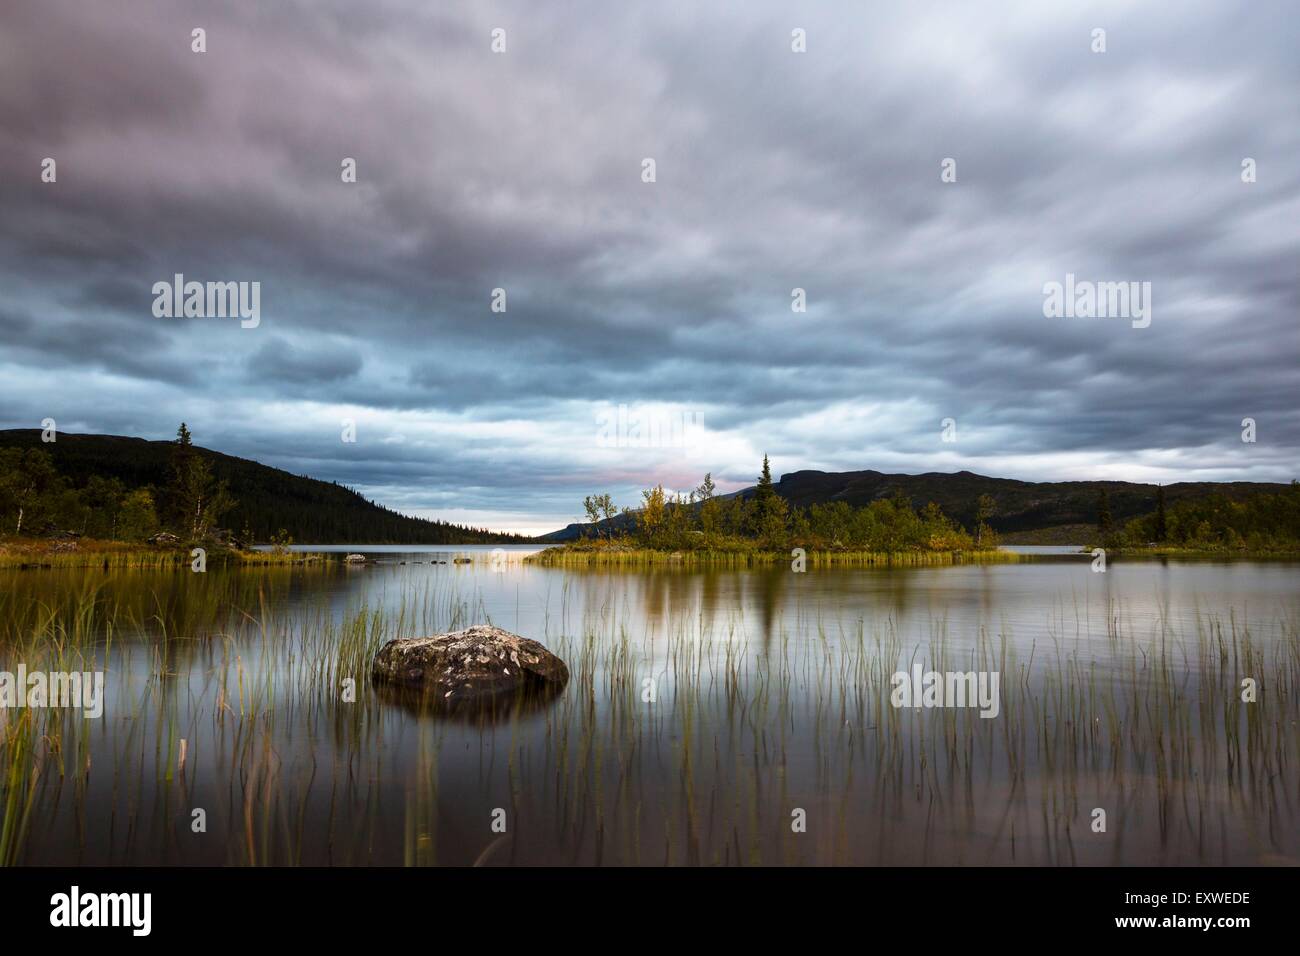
[371,625,569,708]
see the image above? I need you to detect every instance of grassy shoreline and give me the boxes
[0,537,324,570]
[532,541,1300,566]
[7,537,1294,572]
[525,543,1025,568]
[1083,543,1300,558]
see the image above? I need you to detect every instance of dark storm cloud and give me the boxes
[246,337,362,386]
[1,0,1297,531]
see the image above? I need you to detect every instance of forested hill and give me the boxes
[0,430,531,544]
[766,469,1291,539]
[541,467,1293,542]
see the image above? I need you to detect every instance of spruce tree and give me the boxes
[755,455,775,506]
[975,493,996,547]
[1155,485,1168,542]
[1097,489,1113,539]
[167,423,234,539]
[748,455,776,537]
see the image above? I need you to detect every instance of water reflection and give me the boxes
[3,548,1298,866]
[372,678,568,722]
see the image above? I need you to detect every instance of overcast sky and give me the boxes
[1,1,1297,533]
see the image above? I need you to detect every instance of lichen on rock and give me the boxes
[371,625,569,713]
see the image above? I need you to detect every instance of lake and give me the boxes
[3,546,1297,865]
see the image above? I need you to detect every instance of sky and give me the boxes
[1,1,1297,535]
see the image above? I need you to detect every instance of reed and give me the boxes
[0,543,325,571]
[0,560,1296,866]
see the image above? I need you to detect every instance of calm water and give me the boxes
[3,547,1298,866]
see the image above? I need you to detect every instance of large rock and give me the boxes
[371,625,569,708]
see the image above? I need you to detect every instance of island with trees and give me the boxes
[530,456,1016,567]
[532,457,1300,566]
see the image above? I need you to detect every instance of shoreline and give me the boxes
[1093,545,1300,559]
[525,544,1025,567]
[0,538,325,570]
[5,537,1296,572]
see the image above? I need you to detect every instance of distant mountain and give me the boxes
[541,511,639,543]
[541,468,1291,542]
[0,430,530,544]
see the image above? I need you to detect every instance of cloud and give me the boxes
[246,336,363,385]
[1,0,1297,532]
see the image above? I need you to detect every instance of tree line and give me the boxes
[0,424,219,542]
[0,424,530,546]
[582,456,1000,552]
[1099,482,1300,551]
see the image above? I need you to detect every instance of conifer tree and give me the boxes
[1097,489,1113,539]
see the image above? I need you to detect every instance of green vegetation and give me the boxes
[581,493,618,538]
[1097,488,1113,539]
[716,467,1293,540]
[552,461,1300,560]
[0,425,530,547]
[527,544,1023,568]
[974,493,996,546]
[0,540,319,570]
[167,422,235,540]
[0,426,224,543]
[1102,481,1300,554]
[997,523,1096,545]
[551,457,998,560]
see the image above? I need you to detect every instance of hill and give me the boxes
[0,430,529,544]
[541,468,1291,542]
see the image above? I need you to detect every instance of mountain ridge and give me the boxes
[541,467,1291,542]
[0,429,530,544]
